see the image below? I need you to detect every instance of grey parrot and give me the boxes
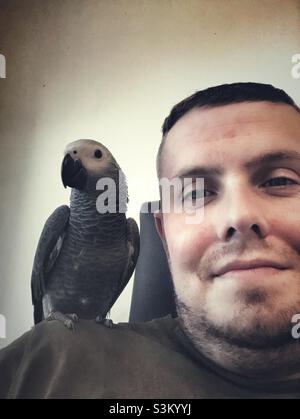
[31,139,140,329]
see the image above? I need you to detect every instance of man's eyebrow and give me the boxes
[244,150,300,169]
[174,150,300,179]
[175,167,223,179]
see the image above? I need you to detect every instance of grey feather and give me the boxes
[31,205,70,323]
[103,217,140,314]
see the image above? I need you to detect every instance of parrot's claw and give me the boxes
[95,315,103,323]
[103,319,114,328]
[66,313,79,322]
[95,316,114,328]
[64,318,76,330]
[46,311,79,331]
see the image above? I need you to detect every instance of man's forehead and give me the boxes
[162,101,300,178]
[167,101,294,140]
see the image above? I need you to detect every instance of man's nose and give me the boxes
[215,184,269,242]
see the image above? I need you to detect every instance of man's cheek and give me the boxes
[166,222,212,270]
[269,214,300,254]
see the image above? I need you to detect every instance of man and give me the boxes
[154,82,300,383]
[1,82,300,398]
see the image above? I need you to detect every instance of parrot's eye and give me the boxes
[94,149,102,159]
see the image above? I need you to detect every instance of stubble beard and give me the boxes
[173,272,300,377]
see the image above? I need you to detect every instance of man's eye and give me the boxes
[183,189,213,201]
[262,176,298,187]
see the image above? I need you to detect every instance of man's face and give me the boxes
[156,101,300,348]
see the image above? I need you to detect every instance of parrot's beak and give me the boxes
[61,153,88,189]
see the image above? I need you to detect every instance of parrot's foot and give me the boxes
[95,316,114,328]
[46,311,79,330]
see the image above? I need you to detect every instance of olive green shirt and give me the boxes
[0,316,299,398]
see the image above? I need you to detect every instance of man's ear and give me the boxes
[154,210,167,249]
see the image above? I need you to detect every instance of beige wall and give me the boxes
[0,0,300,348]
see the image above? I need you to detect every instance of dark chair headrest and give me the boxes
[129,202,177,322]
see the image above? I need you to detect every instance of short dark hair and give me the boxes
[157,82,300,178]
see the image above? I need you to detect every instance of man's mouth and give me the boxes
[213,259,288,280]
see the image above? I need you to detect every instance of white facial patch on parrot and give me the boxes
[64,139,118,177]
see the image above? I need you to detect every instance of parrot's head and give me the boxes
[61,139,120,190]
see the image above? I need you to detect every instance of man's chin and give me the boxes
[197,281,300,348]
[203,318,294,350]
[177,299,296,351]
[203,300,297,350]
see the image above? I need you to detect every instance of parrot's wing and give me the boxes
[106,217,140,315]
[31,205,70,323]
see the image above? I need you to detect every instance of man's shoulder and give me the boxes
[41,314,179,344]
[0,316,200,398]
[1,316,179,365]
[117,315,180,345]
[1,315,180,360]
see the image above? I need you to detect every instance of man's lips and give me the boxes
[213,259,288,278]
